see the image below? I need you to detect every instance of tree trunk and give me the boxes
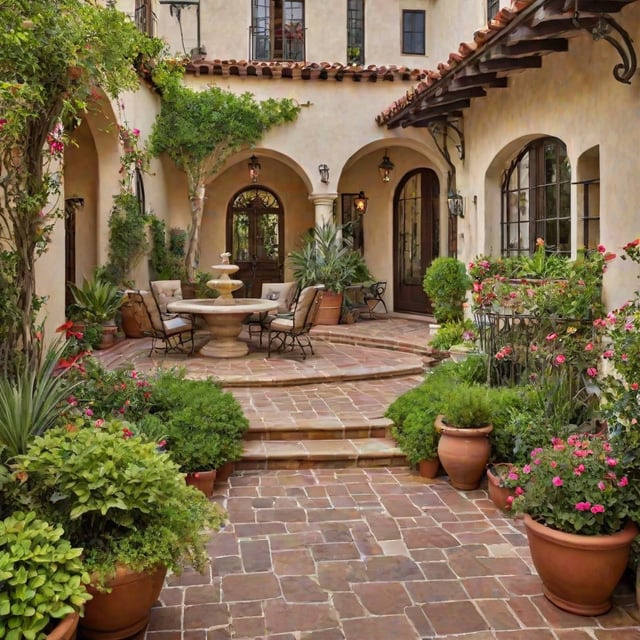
[185,184,205,282]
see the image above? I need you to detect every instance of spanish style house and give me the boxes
[50,0,640,331]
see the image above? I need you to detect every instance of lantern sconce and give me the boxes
[353,191,369,215]
[447,192,464,217]
[318,164,330,184]
[248,155,261,183]
[378,150,395,183]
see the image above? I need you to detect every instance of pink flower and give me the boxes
[546,332,558,341]
[618,476,629,487]
[632,383,639,391]
[587,367,598,378]
[606,457,617,467]
[573,464,585,476]
[554,354,566,365]
[598,244,606,254]
[550,460,558,468]
[94,418,105,428]
[530,344,538,352]
[122,427,134,439]
[552,476,563,487]
[584,342,594,351]
[591,504,605,514]
[522,464,531,474]
[575,502,591,511]
[598,481,606,491]
[603,349,614,359]
[84,408,94,417]
[0,118,7,129]
[515,486,524,496]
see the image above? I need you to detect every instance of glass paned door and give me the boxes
[227,188,284,297]
[394,169,439,314]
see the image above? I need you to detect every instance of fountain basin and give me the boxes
[167,298,279,358]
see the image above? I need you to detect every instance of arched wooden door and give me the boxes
[393,169,440,314]
[227,187,284,297]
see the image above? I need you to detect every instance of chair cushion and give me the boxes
[163,316,193,333]
[270,317,294,331]
[151,280,184,314]
[140,291,163,331]
[261,282,297,314]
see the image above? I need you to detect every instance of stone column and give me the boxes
[309,193,338,227]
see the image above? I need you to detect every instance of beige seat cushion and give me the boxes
[260,281,297,314]
[150,280,184,314]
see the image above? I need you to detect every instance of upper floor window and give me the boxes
[487,0,500,20]
[251,0,305,62]
[501,138,571,257]
[134,0,155,37]
[402,10,425,55]
[347,0,364,65]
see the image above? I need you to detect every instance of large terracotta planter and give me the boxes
[313,291,343,325]
[435,415,493,490]
[47,612,79,640]
[486,463,516,511]
[185,469,217,497]
[215,461,235,483]
[524,514,638,616]
[80,565,167,640]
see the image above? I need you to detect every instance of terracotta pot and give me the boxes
[80,565,167,640]
[486,463,516,511]
[47,612,79,640]
[418,458,440,479]
[524,514,638,616]
[95,324,117,350]
[314,291,343,325]
[185,469,217,497]
[120,301,145,338]
[215,461,235,483]
[435,415,493,490]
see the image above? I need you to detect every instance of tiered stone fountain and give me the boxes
[166,253,280,358]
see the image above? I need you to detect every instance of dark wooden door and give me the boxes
[227,187,284,297]
[64,198,82,310]
[393,169,439,314]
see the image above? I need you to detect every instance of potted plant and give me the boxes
[11,418,225,639]
[0,511,92,640]
[422,257,471,324]
[288,221,373,325]
[138,369,249,494]
[435,383,494,490]
[67,271,124,349]
[396,408,441,478]
[510,434,640,615]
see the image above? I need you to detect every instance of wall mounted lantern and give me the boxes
[353,191,368,215]
[248,155,261,183]
[318,164,330,184]
[378,150,395,183]
[447,192,464,217]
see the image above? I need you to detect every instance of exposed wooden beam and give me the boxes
[431,86,487,101]
[447,74,509,90]
[397,99,472,127]
[478,56,544,72]
[563,0,635,11]
[486,38,569,59]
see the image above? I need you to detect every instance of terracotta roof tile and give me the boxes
[185,59,430,83]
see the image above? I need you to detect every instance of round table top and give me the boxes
[167,298,280,316]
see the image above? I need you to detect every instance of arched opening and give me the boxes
[393,168,440,314]
[226,186,284,296]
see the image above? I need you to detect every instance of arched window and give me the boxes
[501,138,571,256]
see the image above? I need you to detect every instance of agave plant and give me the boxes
[68,271,123,324]
[0,338,79,462]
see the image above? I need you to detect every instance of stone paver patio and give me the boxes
[97,317,640,639]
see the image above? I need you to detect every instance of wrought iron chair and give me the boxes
[245,281,298,345]
[136,281,195,356]
[362,281,388,317]
[266,285,324,359]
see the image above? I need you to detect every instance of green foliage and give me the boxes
[138,369,249,471]
[0,0,164,374]
[423,257,471,323]
[12,419,225,582]
[440,383,493,428]
[288,221,373,293]
[149,84,300,279]
[68,272,123,324]
[430,319,476,351]
[0,338,78,463]
[0,511,92,640]
[149,220,188,281]
[104,192,149,287]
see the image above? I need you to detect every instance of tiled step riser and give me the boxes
[245,426,391,441]
[235,456,407,470]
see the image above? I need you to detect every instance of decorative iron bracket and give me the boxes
[427,117,465,169]
[573,0,637,84]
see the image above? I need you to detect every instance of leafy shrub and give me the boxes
[440,383,493,428]
[430,319,476,351]
[423,257,471,323]
[0,511,92,640]
[139,369,249,471]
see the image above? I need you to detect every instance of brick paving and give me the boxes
[96,317,640,638]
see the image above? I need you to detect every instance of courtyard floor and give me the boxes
[99,316,640,639]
